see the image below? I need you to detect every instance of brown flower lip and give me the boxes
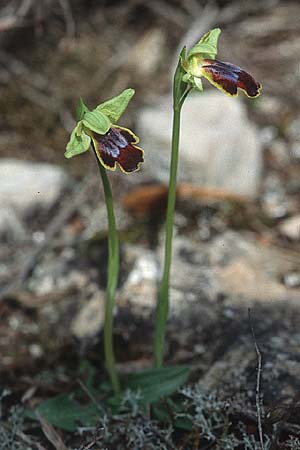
[92,126,144,173]
[200,58,262,98]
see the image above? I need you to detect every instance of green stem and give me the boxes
[154,59,188,367]
[95,153,120,394]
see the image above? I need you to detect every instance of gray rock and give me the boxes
[29,251,89,296]
[200,328,300,403]
[137,92,262,198]
[126,28,165,77]
[120,230,300,319]
[0,159,69,218]
[118,245,159,313]
[283,272,300,289]
[72,290,106,338]
[168,231,300,305]
[0,206,26,241]
[280,214,300,240]
[71,246,158,338]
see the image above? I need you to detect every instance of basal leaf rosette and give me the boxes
[181,28,261,98]
[65,89,144,173]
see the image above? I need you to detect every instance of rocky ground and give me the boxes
[1,0,300,449]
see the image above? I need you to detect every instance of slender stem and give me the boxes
[154,60,186,367]
[95,152,120,394]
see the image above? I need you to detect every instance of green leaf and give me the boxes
[96,88,135,123]
[193,77,203,92]
[188,28,221,60]
[152,398,184,423]
[25,394,100,431]
[174,416,193,430]
[78,360,98,393]
[76,98,89,121]
[152,404,172,422]
[64,123,91,159]
[82,110,111,135]
[124,365,190,405]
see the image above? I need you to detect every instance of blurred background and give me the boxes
[1,0,300,447]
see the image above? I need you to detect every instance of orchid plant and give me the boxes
[154,28,261,367]
[64,28,261,390]
[29,26,262,433]
[65,88,144,393]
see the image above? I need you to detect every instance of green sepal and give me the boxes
[64,122,91,159]
[76,98,90,121]
[174,47,189,106]
[187,28,221,60]
[193,77,203,91]
[75,120,83,136]
[82,110,111,135]
[95,88,135,123]
[181,73,202,91]
[181,58,189,73]
[182,73,193,84]
[179,46,187,66]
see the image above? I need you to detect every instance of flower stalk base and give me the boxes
[96,152,120,393]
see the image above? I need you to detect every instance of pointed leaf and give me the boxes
[64,123,91,159]
[78,360,98,393]
[25,394,100,431]
[124,365,190,404]
[152,398,184,422]
[76,98,89,121]
[174,416,193,430]
[96,88,135,122]
[188,28,221,60]
[152,404,172,422]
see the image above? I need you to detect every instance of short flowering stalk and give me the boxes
[154,29,261,367]
[65,89,144,393]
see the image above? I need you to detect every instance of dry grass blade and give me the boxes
[36,411,68,450]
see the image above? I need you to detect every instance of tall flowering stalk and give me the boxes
[154,28,261,367]
[154,53,190,368]
[65,89,144,393]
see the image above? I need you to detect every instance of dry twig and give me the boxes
[0,0,33,32]
[0,174,97,299]
[0,49,74,131]
[248,308,265,450]
[57,0,76,39]
[146,0,187,27]
[0,0,76,37]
